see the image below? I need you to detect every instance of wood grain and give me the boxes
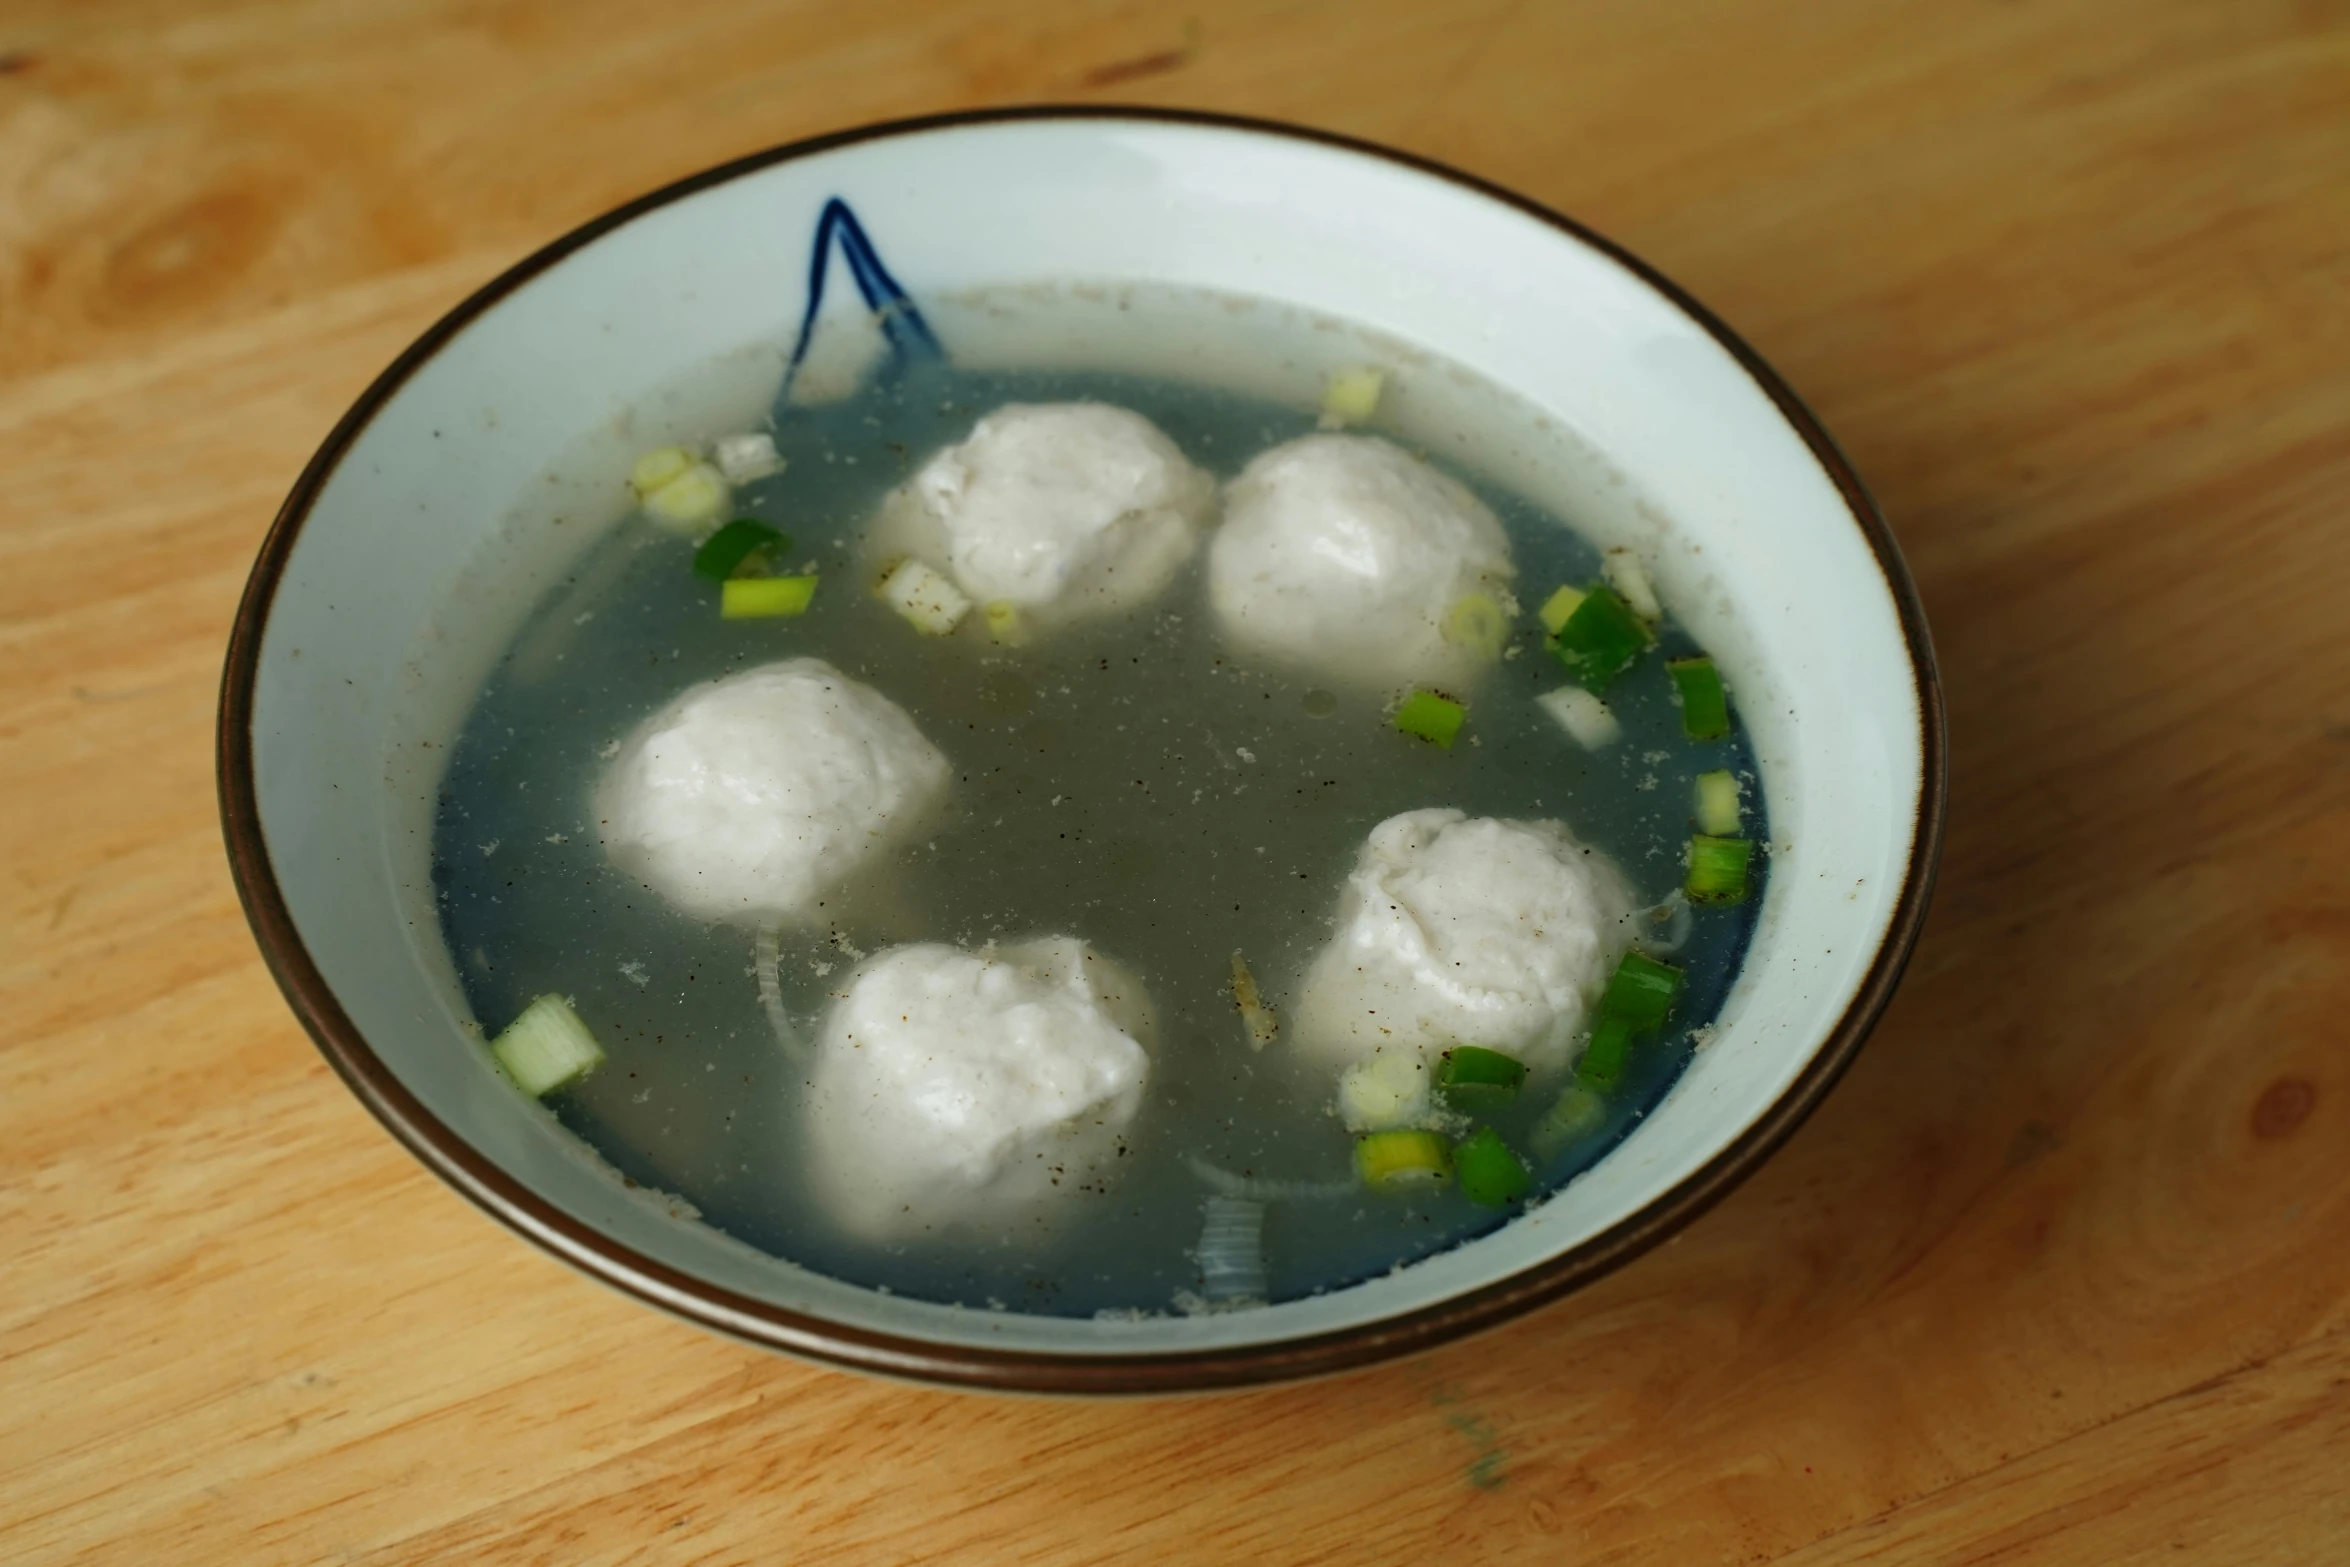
[4,1,2348,1562]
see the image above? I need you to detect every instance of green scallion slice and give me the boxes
[1436,1045,1528,1109]
[692,518,787,582]
[489,994,605,1097]
[721,574,818,620]
[1576,1014,1636,1090]
[1599,950,1684,1032]
[1394,690,1467,748]
[1355,1128,1453,1192]
[1453,1128,1532,1208]
[1686,834,1754,904]
[1529,1086,1607,1160]
[1548,584,1650,692]
[1538,584,1587,635]
[1667,655,1732,739]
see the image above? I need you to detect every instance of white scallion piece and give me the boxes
[1336,1050,1433,1132]
[1318,365,1385,428]
[642,461,731,534]
[1537,685,1622,749]
[1196,1196,1268,1305]
[489,994,605,1097]
[1440,593,1510,662]
[713,431,786,484]
[1602,547,1662,622]
[876,557,972,635]
[629,445,695,498]
[1695,770,1743,836]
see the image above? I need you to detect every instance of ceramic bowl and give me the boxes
[220,108,1944,1393]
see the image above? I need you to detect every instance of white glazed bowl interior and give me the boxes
[235,114,1933,1382]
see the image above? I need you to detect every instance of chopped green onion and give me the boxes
[642,462,730,533]
[1603,548,1662,621]
[1436,1045,1528,1109]
[1529,1086,1607,1160]
[1548,584,1650,692]
[1337,1052,1433,1132]
[876,557,972,635]
[1355,1128,1453,1192]
[1667,656,1732,740]
[1394,690,1467,747]
[1538,584,1587,635]
[712,431,785,484]
[1321,365,1385,425]
[1686,834,1754,904]
[1576,1014,1636,1089]
[691,518,786,582]
[1440,594,1509,661]
[721,574,817,619]
[489,994,605,1097]
[1453,1128,1533,1208]
[1599,950,1684,1032]
[1695,770,1743,835]
[629,446,695,497]
[1536,686,1621,749]
[982,599,1026,645]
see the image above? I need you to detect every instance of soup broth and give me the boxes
[433,291,1766,1318]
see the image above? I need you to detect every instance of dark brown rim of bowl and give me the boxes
[218,104,1946,1396]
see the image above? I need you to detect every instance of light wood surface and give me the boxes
[4,2,2347,1561]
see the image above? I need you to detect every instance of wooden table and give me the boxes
[5,2,2346,1560]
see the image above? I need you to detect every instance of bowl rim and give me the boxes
[217,104,1947,1395]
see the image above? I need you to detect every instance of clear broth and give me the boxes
[434,324,1765,1318]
